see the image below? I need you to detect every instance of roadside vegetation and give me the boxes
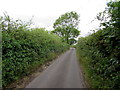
[1,14,69,87]
[76,1,120,88]
[2,11,80,88]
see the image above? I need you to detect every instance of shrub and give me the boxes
[1,14,69,87]
[76,1,120,88]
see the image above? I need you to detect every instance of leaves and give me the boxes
[76,1,120,88]
[52,11,80,44]
[2,15,69,87]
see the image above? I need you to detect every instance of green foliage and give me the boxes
[70,44,76,48]
[76,1,120,88]
[1,14,69,87]
[52,11,80,45]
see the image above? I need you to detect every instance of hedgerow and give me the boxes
[1,14,69,87]
[76,1,120,88]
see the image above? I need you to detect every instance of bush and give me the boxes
[77,29,120,88]
[76,1,120,88]
[1,14,69,87]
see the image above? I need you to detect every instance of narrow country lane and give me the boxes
[25,49,86,88]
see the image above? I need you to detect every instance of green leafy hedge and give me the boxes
[76,1,120,88]
[77,29,120,88]
[1,15,69,87]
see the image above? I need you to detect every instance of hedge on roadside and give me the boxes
[76,1,120,88]
[1,15,69,87]
[76,29,120,88]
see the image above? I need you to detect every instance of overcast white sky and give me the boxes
[0,0,112,37]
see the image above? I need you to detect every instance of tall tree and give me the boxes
[52,11,80,45]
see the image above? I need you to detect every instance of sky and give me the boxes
[0,0,112,37]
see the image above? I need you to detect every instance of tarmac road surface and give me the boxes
[25,49,86,88]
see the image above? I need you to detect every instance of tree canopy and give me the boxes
[52,11,80,45]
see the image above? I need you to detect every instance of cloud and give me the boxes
[0,0,109,36]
